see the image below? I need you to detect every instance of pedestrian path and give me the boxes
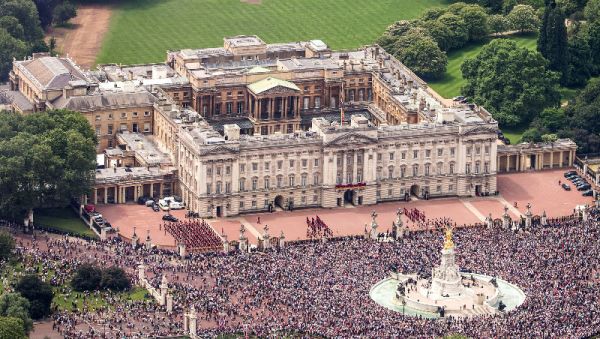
[460,200,486,222]
[235,217,262,239]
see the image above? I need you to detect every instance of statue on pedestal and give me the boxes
[370,211,378,240]
[525,203,532,228]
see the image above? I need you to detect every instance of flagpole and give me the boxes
[340,80,345,126]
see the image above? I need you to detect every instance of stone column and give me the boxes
[550,152,554,169]
[502,205,510,229]
[145,230,152,250]
[178,243,186,258]
[137,264,146,282]
[183,313,189,333]
[189,307,197,338]
[505,155,510,172]
[352,151,358,184]
[159,275,168,306]
[166,294,173,314]
[341,151,347,184]
[93,188,98,205]
[104,188,108,204]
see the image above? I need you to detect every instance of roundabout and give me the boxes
[370,227,526,318]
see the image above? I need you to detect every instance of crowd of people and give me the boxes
[404,207,426,223]
[306,216,333,239]
[163,219,222,252]
[3,206,600,338]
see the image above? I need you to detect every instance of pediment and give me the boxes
[325,132,378,147]
[259,85,300,96]
[460,126,498,136]
[199,145,238,156]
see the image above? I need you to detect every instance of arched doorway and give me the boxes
[274,195,285,209]
[410,184,420,198]
[344,190,354,205]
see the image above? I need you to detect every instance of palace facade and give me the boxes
[4,36,578,218]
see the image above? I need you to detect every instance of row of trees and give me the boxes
[376,2,541,80]
[0,0,77,81]
[0,109,97,222]
[71,264,131,292]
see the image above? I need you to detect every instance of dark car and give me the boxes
[562,183,571,191]
[152,204,160,212]
[582,189,594,196]
[137,196,150,205]
[564,170,577,177]
[568,176,581,182]
[162,214,178,222]
[577,184,591,191]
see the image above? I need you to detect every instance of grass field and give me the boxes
[501,126,528,144]
[36,208,98,238]
[96,0,449,65]
[428,34,538,99]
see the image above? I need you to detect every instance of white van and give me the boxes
[158,199,170,211]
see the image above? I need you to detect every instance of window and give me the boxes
[475,162,480,174]
[400,166,406,178]
[207,167,212,176]
[264,177,270,189]
[206,183,212,194]
[413,150,418,159]
[485,146,490,155]
[239,178,246,191]
[121,112,127,119]
[484,162,490,174]
[389,152,394,160]
[412,164,419,177]
[226,166,231,175]
[216,166,221,176]
[449,184,454,191]
[313,195,318,202]
[120,124,127,132]
[289,160,295,169]
[289,175,295,187]
[314,159,319,167]
[277,176,283,188]
[467,147,472,155]
[108,125,113,135]
[425,164,430,176]
[252,178,258,191]
[226,182,231,193]
[425,150,431,158]
[252,163,258,171]
[450,163,455,174]
[303,97,310,109]
[450,147,455,156]
[357,172,363,182]
[466,163,471,174]
[377,153,382,161]
[252,200,257,208]
[476,146,481,155]
[95,115,101,121]
[313,174,319,185]
[437,149,443,157]
[239,201,244,209]
[337,175,342,184]
[302,159,308,168]
[144,123,150,133]
[301,196,306,204]
[108,113,113,120]
[216,182,222,194]
[436,185,442,193]
[265,162,270,172]
[437,163,443,175]
[388,189,392,197]
[301,174,307,187]
[215,103,221,114]
[237,102,244,114]
[277,160,283,170]
[314,97,321,108]
[132,112,138,117]
[144,111,150,117]
[226,102,233,114]
[95,126,101,136]
[240,164,245,173]
[401,152,406,160]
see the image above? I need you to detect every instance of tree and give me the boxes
[586,20,600,75]
[541,133,558,143]
[560,78,600,153]
[585,0,600,22]
[0,293,32,334]
[538,107,566,131]
[426,13,469,51]
[33,0,59,30]
[397,37,448,80]
[0,0,44,42]
[0,317,26,339]
[507,4,540,33]
[0,16,25,40]
[458,4,490,41]
[567,34,592,86]
[488,14,510,35]
[71,263,102,291]
[461,39,561,126]
[0,110,97,221]
[0,231,15,261]
[538,1,569,85]
[101,267,131,291]
[14,275,53,319]
[52,1,76,26]
[0,29,27,82]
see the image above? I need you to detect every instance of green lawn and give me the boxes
[501,126,528,144]
[97,0,449,65]
[428,34,538,99]
[35,208,98,238]
[53,287,153,312]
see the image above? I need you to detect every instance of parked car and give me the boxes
[564,170,577,177]
[582,189,594,196]
[577,184,591,191]
[562,183,571,191]
[145,199,155,207]
[152,203,160,212]
[162,214,178,222]
[453,96,465,101]
[173,195,183,202]
[137,196,150,205]
[169,201,185,210]
[568,175,581,182]
[92,215,105,226]
[158,200,170,211]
